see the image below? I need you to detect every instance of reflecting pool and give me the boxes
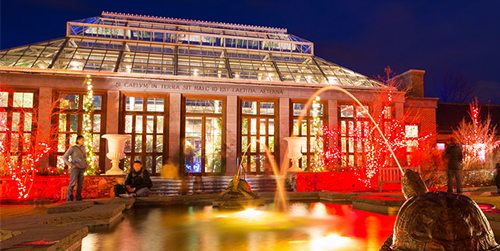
[82,202,395,251]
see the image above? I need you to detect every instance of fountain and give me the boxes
[204,84,498,250]
[213,157,264,209]
[102,134,131,175]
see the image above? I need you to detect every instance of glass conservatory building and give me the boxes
[0,11,437,176]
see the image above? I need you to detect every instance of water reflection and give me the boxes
[82,202,395,251]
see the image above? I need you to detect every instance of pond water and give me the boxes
[82,202,396,251]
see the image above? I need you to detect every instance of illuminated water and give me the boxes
[82,202,395,251]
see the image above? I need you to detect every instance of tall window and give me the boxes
[405,124,419,166]
[183,97,224,175]
[0,91,36,168]
[339,104,370,168]
[54,92,105,170]
[240,99,278,174]
[291,101,327,169]
[122,95,167,175]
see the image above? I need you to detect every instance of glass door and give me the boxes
[183,97,224,175]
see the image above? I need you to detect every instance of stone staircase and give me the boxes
[150,176,292,196]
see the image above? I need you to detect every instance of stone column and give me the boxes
[225,96,238,176]
[279,98,290,169]
[104,90,120,171]
[328,99,338,130]
[168,93,182,167]
[37,87,52,168]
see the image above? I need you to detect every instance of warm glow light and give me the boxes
[310,233,357,250]
[311,202,329,218]
[235,208,265,219]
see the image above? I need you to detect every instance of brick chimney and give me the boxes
[391,69,425,97]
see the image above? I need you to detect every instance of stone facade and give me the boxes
[0,68,438,177]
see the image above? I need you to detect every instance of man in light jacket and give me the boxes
[63,135,88,201]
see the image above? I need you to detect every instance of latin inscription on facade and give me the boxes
[114,81,284,95]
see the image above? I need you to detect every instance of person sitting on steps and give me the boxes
[114,160,153,197]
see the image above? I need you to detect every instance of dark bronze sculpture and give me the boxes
[213,160,261,208]
[381,169,500,251]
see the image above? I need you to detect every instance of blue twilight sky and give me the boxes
[1,0,499,103]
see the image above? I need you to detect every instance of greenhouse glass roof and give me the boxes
[0,11,384,88]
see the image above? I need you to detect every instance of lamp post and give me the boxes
[102,134,131,175]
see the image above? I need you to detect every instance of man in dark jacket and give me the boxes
[63,135,88,201]
[445,137,463,193]
[121,160,153,197]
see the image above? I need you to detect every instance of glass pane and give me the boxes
[241,117,248,134]
[156,116,164,133]
[69,114,78,132]
[348,137,354,153]
[205,117,222,173]
[384,106,392,119]
[124,140,131,153]
[11,112,20,131]
[242,101,257,115]
[60,94,79,109]
[0,112,6,130]
[24,113,32,131]
[301,120,307,136]
[126,97,143,111]
[135,116,143,133]
[134,135,142,152]
[69,134,77,146]
[340,105,354,118]
[250,136,257,152]
[268,119,275,135]
[10,134,19,152]
[146,156,153,173]
[356,105,369,118]
[93,96,102,110]
[250,118,257,135]
[147,97,164,112]
[146,116,154,133]
[123,115,132,133]
[156,156,163,172]
[293,119,299,136]
[23,93,34,108]
[259,119,267,134]
[57,156,65,168]
[259,136,266,152]
[58,134,66,152]
[293,103,305,116]
[259,102,274,115]
[405,125,419,138]
[268,136,275,152]
[58,114,67,132]
[93,134,100,151]
[146,135,153,152]
[185,117,202,173]
[0,92,8,107]
[185,99,223,114]
[93,114,101,132]
[156,135,163,153]
[341,137,347,152]
[242,136,248,152]
[341,121,346,136]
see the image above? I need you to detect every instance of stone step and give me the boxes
[149,176,292,196]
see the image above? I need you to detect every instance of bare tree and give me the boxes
[439,73,475,103]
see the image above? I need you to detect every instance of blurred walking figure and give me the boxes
[445,137,463,193]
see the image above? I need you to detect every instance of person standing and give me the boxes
[445,137,463,193]
[63,135,88,201]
